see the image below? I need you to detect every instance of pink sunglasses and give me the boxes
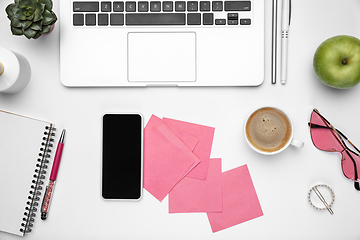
[309,108,360,191]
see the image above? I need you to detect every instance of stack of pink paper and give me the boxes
[144,115,263,232]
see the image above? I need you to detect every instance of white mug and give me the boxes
[244,106,304,155]
[0,47,31,94]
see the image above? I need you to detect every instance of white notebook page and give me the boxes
[0,110,53,236]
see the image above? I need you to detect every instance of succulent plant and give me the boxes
[5,0,57,39]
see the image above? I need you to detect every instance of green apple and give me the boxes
[313,35,360,89]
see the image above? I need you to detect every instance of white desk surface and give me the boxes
[1,0,360,239]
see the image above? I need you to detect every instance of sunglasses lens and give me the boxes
[310,111,343,152]
[342,150,360,181]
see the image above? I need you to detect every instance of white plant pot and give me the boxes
[0,47,31,94]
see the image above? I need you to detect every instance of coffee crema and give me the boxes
[246,107,292,153]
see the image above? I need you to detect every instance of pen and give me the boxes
[280,0,291,85]
[271,0,278,84]
[41,129,66,220]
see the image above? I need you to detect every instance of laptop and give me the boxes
[59,0,264,87]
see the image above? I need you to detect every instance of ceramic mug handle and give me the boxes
[290,138,304,148]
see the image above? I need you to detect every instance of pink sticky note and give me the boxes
[144,115,163,136]
[143,128,195,202]
[145,115,199,151]
[206,165,263,233]
[169,158,223,213]
[163,118,215,180]
[157,124,200,177]
[167,124,199,151]
[144,115,200,179]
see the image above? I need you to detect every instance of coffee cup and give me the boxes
[244,107,304,155]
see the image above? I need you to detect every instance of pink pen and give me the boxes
[41,129,66,220]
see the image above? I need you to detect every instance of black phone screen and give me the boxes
[102,114,143,200]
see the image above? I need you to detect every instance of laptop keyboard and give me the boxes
[72,1,252,26]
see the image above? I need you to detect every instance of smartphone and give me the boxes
[102,113,143,200]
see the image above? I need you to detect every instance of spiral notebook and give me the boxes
[0,110,55,236]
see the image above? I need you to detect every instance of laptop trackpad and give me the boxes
[128,32,196,82]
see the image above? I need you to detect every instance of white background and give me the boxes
[1,0,360,239]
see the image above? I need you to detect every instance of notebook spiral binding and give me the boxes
[20,125,56,234]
